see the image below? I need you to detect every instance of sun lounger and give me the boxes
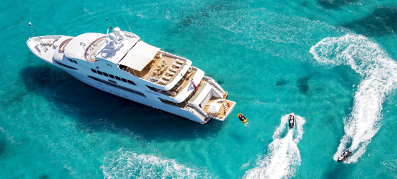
[149,77,159,82]
[166,70,175,76]
[162,75,171,81]
[169,67,178,72]
[176,59,185,64]
[159,64,167,74]
[158,79,167,85]
[172,63,182,68]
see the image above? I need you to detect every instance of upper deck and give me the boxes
[60,27,201,98]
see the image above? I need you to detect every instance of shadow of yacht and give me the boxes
[20,65,223,141]
[318,0,359,9]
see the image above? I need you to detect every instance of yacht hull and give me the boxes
[65,69,210,124]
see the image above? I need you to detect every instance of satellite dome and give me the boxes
[109,33,116,40]
[108,41,116,49]
[113,27,124,39]
[113,27,121,36]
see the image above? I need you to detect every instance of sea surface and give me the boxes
[1,0,397,178]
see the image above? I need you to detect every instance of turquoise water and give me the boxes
[1,0,397,178]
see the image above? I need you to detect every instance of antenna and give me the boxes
[123,15,132,32]
[29,22,44,46]
[112,16,119,27]
[106,18,112,30]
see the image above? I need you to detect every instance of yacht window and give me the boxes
[103,72,109,77]
[88,76,145,97]
[91,69,97,73]
[108,79,117,84]
[158,98,185,107]
[115,76,121,80]
[119,65,128,70]
[146,85,159,92]
[73,60,78,64]
[97,71,103,75]
[109,74,115,79]
[69,59,74,63]
[127,80,136,85]
[121,78,127,82]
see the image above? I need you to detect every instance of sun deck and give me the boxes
[125,54,189,87]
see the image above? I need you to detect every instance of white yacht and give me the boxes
[27,27,235,124]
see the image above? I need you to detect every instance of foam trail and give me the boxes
[101,148,213,179]
[244,114,306,179]
[310,34,397,163]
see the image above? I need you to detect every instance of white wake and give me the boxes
[310,34,397,163]
[101,148,212,179]
[244,114,306,179]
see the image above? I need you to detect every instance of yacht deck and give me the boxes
[127,55,187,86]
[203,98,235,120]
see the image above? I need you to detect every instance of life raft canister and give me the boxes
[237,113,247,123]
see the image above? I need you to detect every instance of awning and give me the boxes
[208,102,222,113]
[118,41,160,71]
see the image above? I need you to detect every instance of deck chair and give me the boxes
[158,79,167,85]
[172,62,182,68]
[151,69,158,76]
[159,64,167,74]
[166,70,175,76]
[149,77,159,82]
[162,75,171,81]
[169,66,178,72]
[176,59,184,64]
[152,65,160,74]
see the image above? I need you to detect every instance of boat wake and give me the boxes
[244,114,305,179]
[310,34,397,163]
[101,148,212,179]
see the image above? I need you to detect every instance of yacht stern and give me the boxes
[187,76,236,122]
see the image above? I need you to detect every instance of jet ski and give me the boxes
[337,150,352,162]
[238,113,248,123]
[288,112,295,129]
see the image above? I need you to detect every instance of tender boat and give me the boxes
[337,150,352,162]
[288,112,295,129]
[27,25,236,124]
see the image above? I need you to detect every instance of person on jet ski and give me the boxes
[342,150,349,157]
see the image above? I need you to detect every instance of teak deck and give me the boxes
[203,98,236,119]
